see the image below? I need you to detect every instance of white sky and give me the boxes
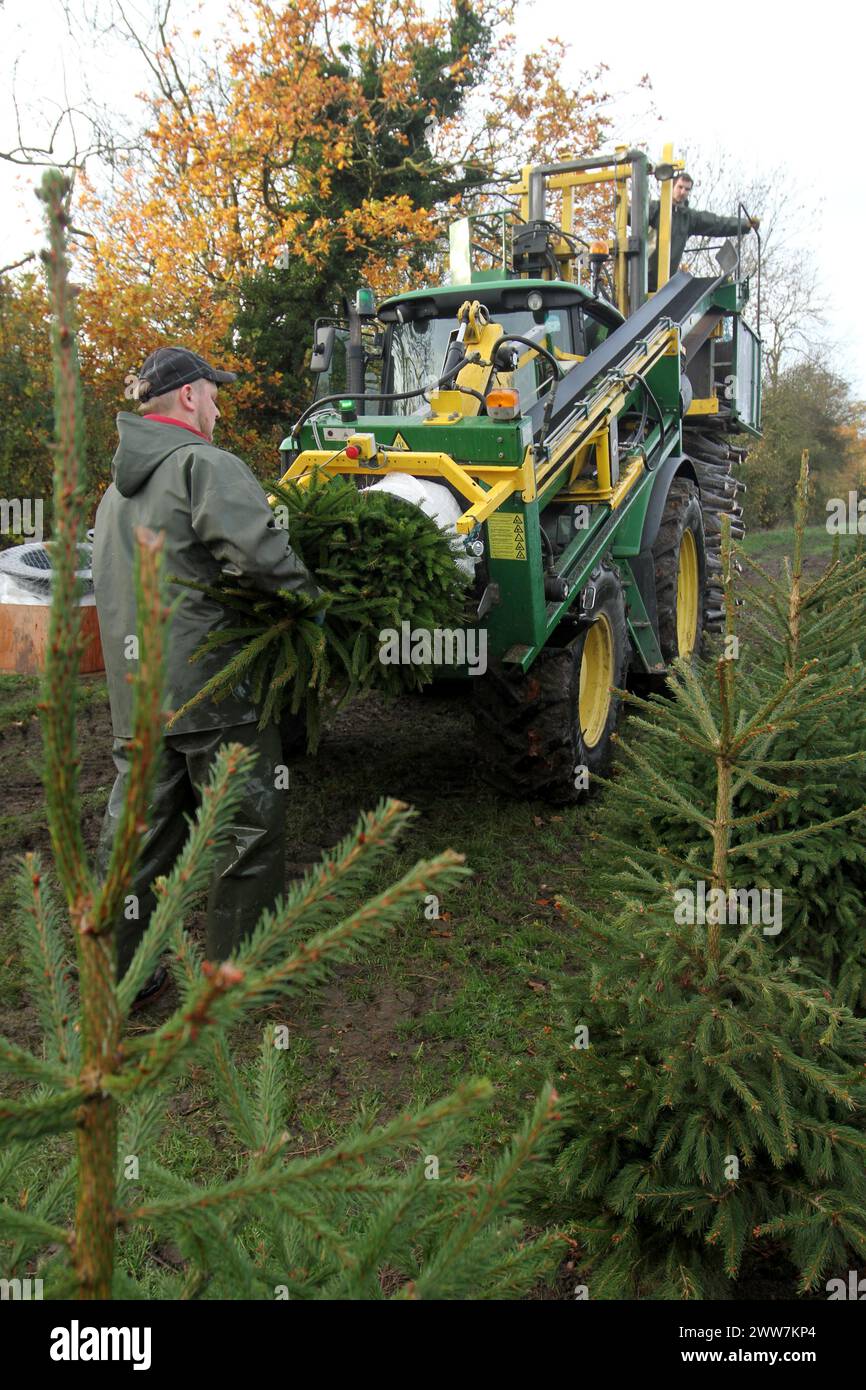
[2,0,864,392]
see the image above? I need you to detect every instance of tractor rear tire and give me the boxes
[652,477,706,663]
[472,564,629,802]
[683,427,747,634]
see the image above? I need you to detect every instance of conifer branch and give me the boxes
[35,169,91,914]
[92,528,170,937]
[121,1081,493,1225]
[0,1087,89,1144]
[116,742,256,1012]
[17,853,76,1065]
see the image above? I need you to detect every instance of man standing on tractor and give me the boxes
[648,172,759,290]
[92,346,321,1009]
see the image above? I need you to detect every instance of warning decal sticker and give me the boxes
[487,513,527,560]
[391,431,411,450]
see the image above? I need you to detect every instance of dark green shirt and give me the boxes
[93,413,317,738]
[648,199,743,288]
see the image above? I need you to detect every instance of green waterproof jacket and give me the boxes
[648,199,744,288]
[93,413,318,738]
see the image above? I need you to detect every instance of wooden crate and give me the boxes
[0,602,104,675]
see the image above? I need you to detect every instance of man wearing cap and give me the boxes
[93,346,320,1008]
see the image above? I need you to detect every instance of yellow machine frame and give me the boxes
[507,143,686,313]
[276,319,680,532]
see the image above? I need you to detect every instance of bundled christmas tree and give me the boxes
[598,457,866,1009]
[554,509,866,1298]
[169,474,470,750]
[0,170,563,1302]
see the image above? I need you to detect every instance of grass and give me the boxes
[740,522,861,560]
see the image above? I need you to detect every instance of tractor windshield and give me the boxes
[309,300,612,414]
[386,308,577,417]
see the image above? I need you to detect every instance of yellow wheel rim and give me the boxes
[676,528,699,657]
[579,614,614,748]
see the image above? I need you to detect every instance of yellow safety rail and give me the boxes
[275,448,535,535]
[655,142,675,292]
[509,144,686,312]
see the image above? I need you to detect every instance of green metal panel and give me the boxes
[620,559,665,673]
[484,497,547,656]
[608,430,682,555]
[379,277,602,310]
[283,414,530,466]
[645,349,681,413]
[470,464,671,671]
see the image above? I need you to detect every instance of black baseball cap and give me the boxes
[125,346,237,401]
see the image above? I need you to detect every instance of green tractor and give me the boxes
[277,145,762,801]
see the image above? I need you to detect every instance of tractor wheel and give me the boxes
[472,564,629,802]
[652,477,706,663]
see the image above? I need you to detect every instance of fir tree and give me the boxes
[0,171,563,1301]
[169,473,470,749]
[598,455,866,1009]
[555,499,866,1298]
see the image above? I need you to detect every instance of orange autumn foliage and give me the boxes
[65,1,622,471]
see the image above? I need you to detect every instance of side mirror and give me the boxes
[310,323,336,374]
[654,162,674,181]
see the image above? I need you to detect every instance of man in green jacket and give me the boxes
[647,172,758,290]
[93,346,320,1007]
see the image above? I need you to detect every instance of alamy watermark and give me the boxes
[379,621,487,675]
[826,1270,866,1299]
[1,1277,43,1300]
[825,493,866,534]
[0,497,43,540]
[674,880,782,935]
[49,1321,151,1370]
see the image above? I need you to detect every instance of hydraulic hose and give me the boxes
[488,333,565,449]
[488,334,564,381]
[291,371,484,437]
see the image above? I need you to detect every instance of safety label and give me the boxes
[487,513,527,560]
[391,431,411,450]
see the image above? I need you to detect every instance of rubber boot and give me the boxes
[97,721,286,976]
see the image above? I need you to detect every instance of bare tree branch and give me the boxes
[0,253,37,276]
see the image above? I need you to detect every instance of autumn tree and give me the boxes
[0,273,55,514]
[67,0,617,466]
[743,361,865,529]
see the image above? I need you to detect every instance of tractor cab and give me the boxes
[311,280,622,422]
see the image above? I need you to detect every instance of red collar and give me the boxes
[144,415,210,441]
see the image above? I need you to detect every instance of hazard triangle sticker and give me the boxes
[391,431,410,450]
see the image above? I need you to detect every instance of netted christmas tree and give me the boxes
[597,457,866,1009]
[0,170,563,1302]
[554,505,866,1299]
[169,473,471,750]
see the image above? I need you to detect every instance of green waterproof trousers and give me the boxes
[97,721,285,978]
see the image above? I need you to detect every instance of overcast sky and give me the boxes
[2,0,863,392]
